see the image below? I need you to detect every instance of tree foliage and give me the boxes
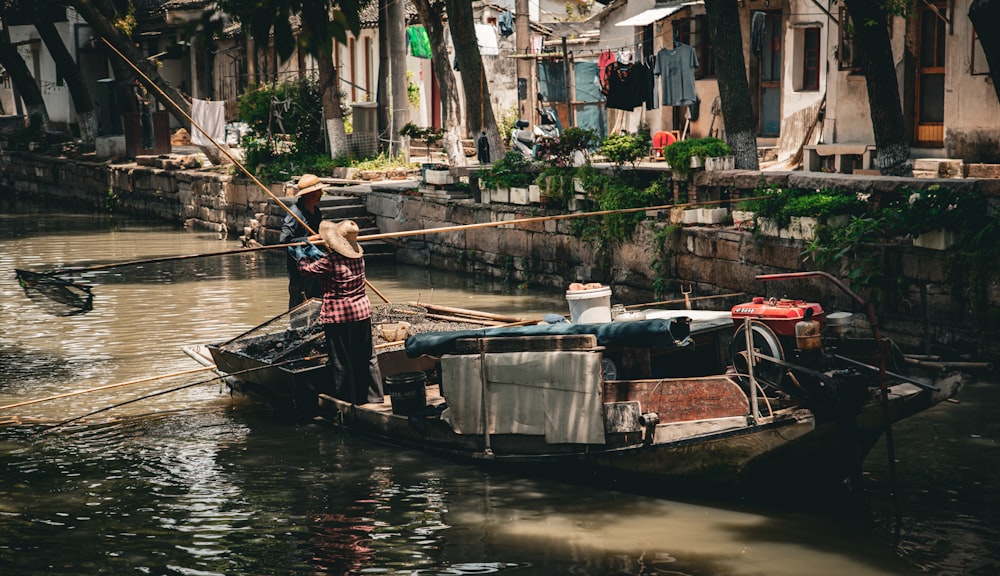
[219,0,361,61]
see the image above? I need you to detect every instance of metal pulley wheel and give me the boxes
[730,320,786,393]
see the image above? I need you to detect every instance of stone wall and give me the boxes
[364,173,1000,358]
[2,148,997,357]
[0,151,271,238]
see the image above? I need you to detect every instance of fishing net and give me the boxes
[371,303,427,324]
[15,269,94,316]
[219,298,326,363]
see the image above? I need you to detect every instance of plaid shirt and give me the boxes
[297,253,371,323]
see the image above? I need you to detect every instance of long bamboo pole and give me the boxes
[39,354,327,434]
[358,196,763,243]
[100,39,391,304]
[0,366,217,412]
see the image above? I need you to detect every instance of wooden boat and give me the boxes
[188,275,963,493]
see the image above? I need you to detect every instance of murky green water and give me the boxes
[1,197,997,575]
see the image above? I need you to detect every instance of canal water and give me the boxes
[1,198,997,575]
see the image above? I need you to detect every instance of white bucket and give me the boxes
[565,286,613,324]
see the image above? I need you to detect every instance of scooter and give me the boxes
[510,106,561,159]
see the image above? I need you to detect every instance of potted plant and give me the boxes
[663,137,733,180]
[886,185,983,250]
[400,122,444,161]
[741,186,866,240]
[479,151,537,203]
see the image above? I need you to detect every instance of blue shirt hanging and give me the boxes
[498,11,514,37]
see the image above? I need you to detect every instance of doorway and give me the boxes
[915,3,946,146]
[758,11,782,138]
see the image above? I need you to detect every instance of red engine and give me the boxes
[731,297,824,337]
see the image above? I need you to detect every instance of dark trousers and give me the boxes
[323,319,384,405]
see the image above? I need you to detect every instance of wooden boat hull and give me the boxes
[194,301,964,493]
[314,373,961,492]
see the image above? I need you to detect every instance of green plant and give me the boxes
[480,151,537,189]
[598,133,648,170]
[884,184,987,237]
[534,127,599,167]
[400,123,444,159]
[105,186,118,213]
[742,185,864,229]
[651,223,683,299]
[535,165,576,208]
[406,71,421,107]
[662,137,732,179]
[238,78,326,154]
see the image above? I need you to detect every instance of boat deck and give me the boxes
[362,384,447,415]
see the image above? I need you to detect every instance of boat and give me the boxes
[187,272,963,493]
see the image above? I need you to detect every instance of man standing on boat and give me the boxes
[293,219,384,405]
[281,174,325,309]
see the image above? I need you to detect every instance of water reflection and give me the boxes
[0,200,997,575]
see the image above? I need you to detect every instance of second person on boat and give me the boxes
[293,219,384,405]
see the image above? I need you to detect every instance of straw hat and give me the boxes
[320,219,363,259]
[294,173,324,197]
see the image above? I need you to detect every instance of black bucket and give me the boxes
[386,371,427,416]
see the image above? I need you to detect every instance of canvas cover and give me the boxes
[441,350,605,445]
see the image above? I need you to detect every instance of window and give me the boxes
[802,27,820,90]
[838,7,863,73]
[676,16,715,79]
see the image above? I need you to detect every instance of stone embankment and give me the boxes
[2,149,998,358]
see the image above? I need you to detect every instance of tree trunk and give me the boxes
[376,0,390,152]
[970,0,1000,104]
[411,0,466,166]
[34,17,97,147]
[316,48,348,158]
[444,0,504,162]
[0,29,51,133]
[842,0,912,176]
[703,0,758,170]
[71,0,191,130]
[388,0,410,157]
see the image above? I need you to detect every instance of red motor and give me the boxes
[731,297,824,337]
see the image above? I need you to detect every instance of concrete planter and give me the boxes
[698,207,729,224]
[489,187,510,204]
[732,210,755,229]
[914,228,959,250]
[528,184,541,203]
[424,169,454,186]
[682,209,700,224]
[757,216,818,241]
[704,156,735,171]
[510,186,530,205]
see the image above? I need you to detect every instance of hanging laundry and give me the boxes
[407,25,431,59]
[604,61,644,111]
[640,57,657,111]
[475,23,499,56]
[498,10,514,37]
[537,59,567,102]
[598,49,616,95]
[191,98,225,147]
[655,42,699,107]
[751,12,767,55]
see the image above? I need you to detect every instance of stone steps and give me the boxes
[245,191,395,258]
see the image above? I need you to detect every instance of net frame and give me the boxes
[15,269,94,316]
[371,303,427,325]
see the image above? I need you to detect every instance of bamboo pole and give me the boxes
[0,366,217,412]
[100,39,391,304]
[625,292,747,309]
[359,196,764,243]
[39,354,327,434]
[410,301,525,323]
